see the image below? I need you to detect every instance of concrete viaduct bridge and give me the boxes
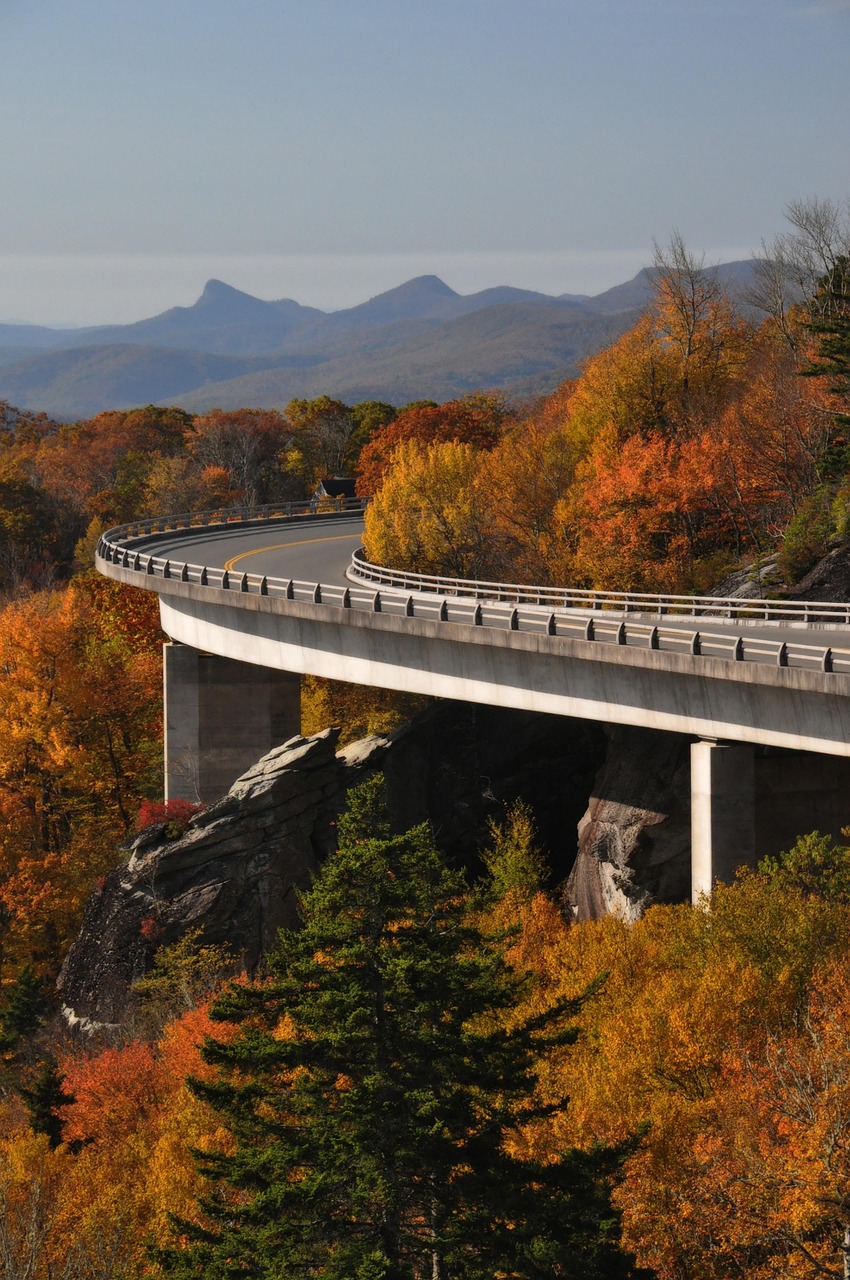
[96,503,850,904]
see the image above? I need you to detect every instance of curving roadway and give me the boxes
[129,514,364,589]
[123,513,850,662]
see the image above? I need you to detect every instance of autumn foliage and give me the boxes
[1,214,850,1275]
[362,250,846,594]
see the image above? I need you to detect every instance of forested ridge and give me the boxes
[1,202,850,1276]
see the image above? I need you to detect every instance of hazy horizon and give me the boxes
[2,1,846,328]
[0,246,756,329]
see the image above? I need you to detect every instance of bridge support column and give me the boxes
[691,740,755,902]
[164,642,301,804]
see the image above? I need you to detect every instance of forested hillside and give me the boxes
[0,203,849,1277]
[362,225,850,596]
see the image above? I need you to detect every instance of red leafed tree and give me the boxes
[356,393,513,496]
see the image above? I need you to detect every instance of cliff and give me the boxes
[59,703,606,1029]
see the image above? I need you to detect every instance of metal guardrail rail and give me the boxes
[96,504,850,677]
[104,496,366,541]
[348,548,850,625]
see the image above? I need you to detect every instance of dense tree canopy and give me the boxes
[160,777,642,1280]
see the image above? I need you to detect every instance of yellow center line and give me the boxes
[223,531,362,572]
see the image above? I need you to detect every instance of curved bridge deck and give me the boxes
[96,504,850,904]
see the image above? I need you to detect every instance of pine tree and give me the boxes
[18,1054,75,1149]
[803,255,850,450]
[159,776,644,1280]
[0,962,49,1050]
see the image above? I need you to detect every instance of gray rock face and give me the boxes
[58,704,606,1029]
[58,729,348,1029]
[566,727,692,922]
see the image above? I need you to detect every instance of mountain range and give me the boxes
[0,261,758,421]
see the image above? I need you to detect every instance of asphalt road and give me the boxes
[132,515,364,588]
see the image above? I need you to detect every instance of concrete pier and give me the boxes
[691,740,756,901]
[164,642,301,803]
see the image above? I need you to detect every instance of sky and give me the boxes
[1,0,848,325]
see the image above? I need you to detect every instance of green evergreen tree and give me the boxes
[159,776,644,1280]
[803,255,850,447]
[0,962,49,1050]
[803,257,850,478]
[18,1054,75,1149]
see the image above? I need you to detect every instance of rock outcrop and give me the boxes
[566,727,692,921]
[58,729,345,1031]
[59,703,606,1029]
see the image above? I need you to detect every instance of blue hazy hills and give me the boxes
[0,262,757,420]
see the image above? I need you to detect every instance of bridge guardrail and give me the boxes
[97,506,850,677]
[348,549,850,626]
[105,496,366,543]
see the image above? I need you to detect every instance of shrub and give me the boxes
[135,798,202,838]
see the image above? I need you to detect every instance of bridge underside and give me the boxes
[159,588,850,904]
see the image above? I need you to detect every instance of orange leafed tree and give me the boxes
[0,585,161,973]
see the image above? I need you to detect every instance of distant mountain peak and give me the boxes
[196,279,265,309]
[364,275,458,304]
[402,274,456,293]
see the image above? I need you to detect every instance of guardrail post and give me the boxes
[649,626,659,649]
[584,618,595,641]
[163,560,171,579]
[439,600,448,621]
[547,613,557,635]
[312,584,322,604]
[373,592,382,613]
[180,563,189,582]
[405,595,414,617]
[200,567,208,586]
[132,553,141,572]
[222,570,231,590]
[823,647,834,673]
[342,588,351,608]
[615,622,626,645]
[240,573,249,593]
[260,576,268,595]
[733,636,744,661]
[690,631,701,655]
[473,604,483,626]
[509,608,519,631]
[776,642,789,667]
[285,580,294,599]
